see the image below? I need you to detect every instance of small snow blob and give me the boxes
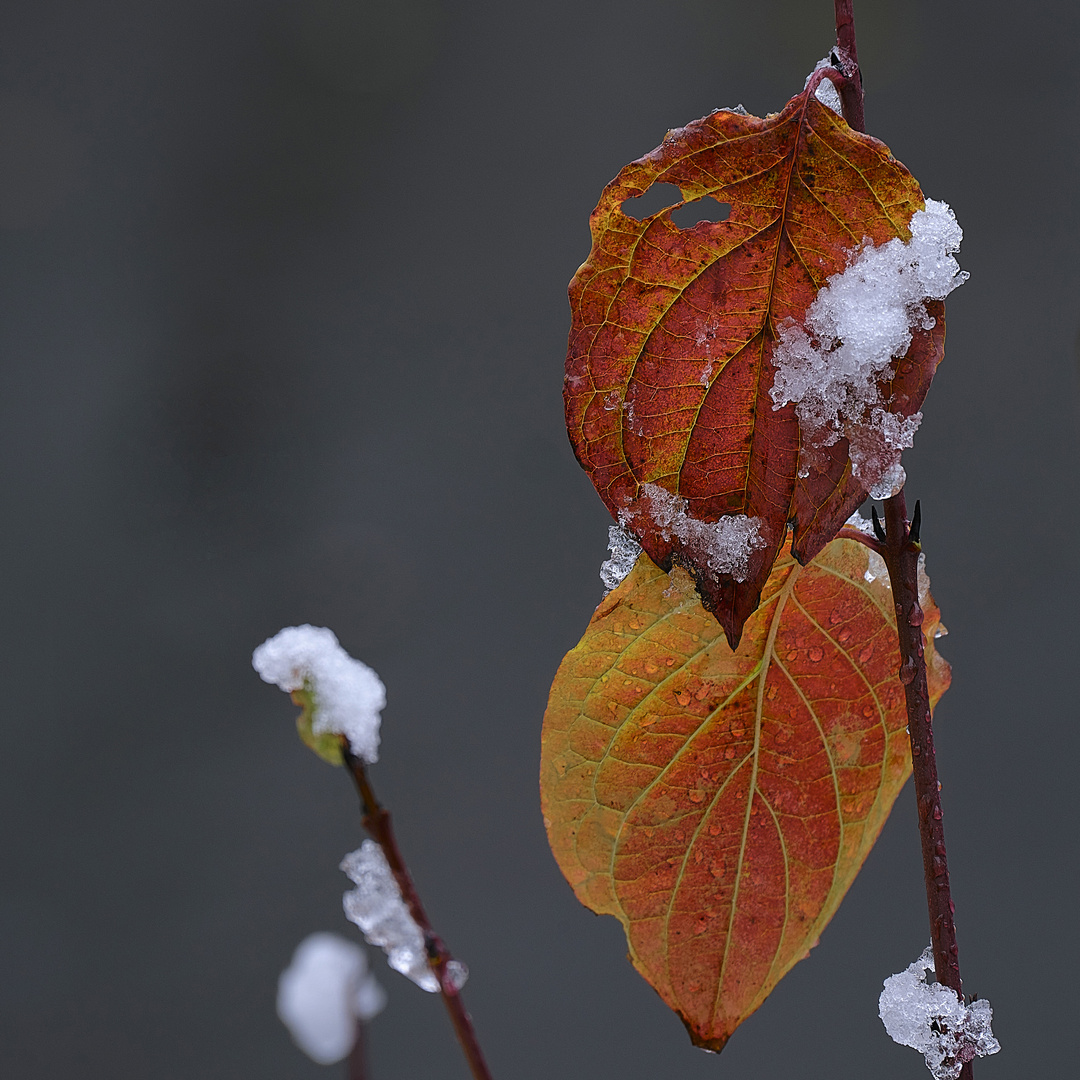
[277,932,386,1065]
[341,840,469,994]
[252,625,385,763]
[878,945,999,1079]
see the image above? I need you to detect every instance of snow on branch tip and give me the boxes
[252,624,384,764]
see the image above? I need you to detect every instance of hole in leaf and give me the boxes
[671,198,731,228]
[621,183,683,220]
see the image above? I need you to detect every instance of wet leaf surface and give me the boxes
[565,82,944,644]
[540,534,950,1050]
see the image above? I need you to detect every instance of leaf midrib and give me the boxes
[712,559,802,1020]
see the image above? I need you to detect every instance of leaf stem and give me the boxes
[880,493,973,1080]
[342,748,495,1080]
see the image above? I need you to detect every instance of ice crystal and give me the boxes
[600,524,643,593]
[879,945,1000,1079]
[341,840,469,995]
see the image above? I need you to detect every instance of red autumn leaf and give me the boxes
[540,533,950,1051]
[564,77,947,647]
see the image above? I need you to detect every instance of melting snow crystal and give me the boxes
[340,840,468,995]
[917,551,931,609]
[600,525,643,593]
[770,200,968,498]
[277,932,386,1065]
[879,945,999,1079]
[844,510,877,539]
[637,483,767,583]
[252,625,385,763]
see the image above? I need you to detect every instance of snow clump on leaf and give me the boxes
[253,624,384,763]
[277,932,386,1064]
[341,839,468,994]
[878,945,1000,1079]
[636,483,767,583]
[770,199,968,499]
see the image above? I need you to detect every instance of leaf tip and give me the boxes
[684,1019,731,1054]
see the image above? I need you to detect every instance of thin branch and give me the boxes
[342,748,495,1080]
[880,493,974,1080]
[837,5,974,1076]
[833,0,866,133]
[347,1017,369,1080]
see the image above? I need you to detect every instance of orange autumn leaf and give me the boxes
[540,533,950,1051]
[564,78,946,647]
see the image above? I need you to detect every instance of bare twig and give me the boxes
[834,5,973,1077]
[342,747,495,1080]
[880,495,972,1080]
[832,0,865,133]
[347,1017,369,1080]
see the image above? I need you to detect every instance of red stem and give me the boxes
[347,1017,369,1080]
[342,749,495,1080]
[832,0,865,133]
[879,495,965,994]
[834,4,973,1077]
[880,494,972,1080]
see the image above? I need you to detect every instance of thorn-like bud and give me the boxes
[910,500,922,545]
[871,505,887,543]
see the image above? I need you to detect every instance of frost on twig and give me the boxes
[770,200,968,499]
[252,624,384,763]
[341,839,468,995]
[277,932,386,1065]
[600,524,642,593]
[879,945,1000,1079]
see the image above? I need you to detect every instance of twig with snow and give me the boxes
[879,945,999,1079]
[342,750,493,1080]
[254,626,494,1080]
[830,7,989,1078]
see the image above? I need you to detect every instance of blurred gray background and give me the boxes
[0,0,1075,1077]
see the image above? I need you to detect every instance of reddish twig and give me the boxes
[347,1017,369,1080]
[832,0,865,133]
[342,748,494,1080]
[880,495,972,1080]
[834,5,973,1077]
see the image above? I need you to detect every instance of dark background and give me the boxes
[0,1,1075,1077]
